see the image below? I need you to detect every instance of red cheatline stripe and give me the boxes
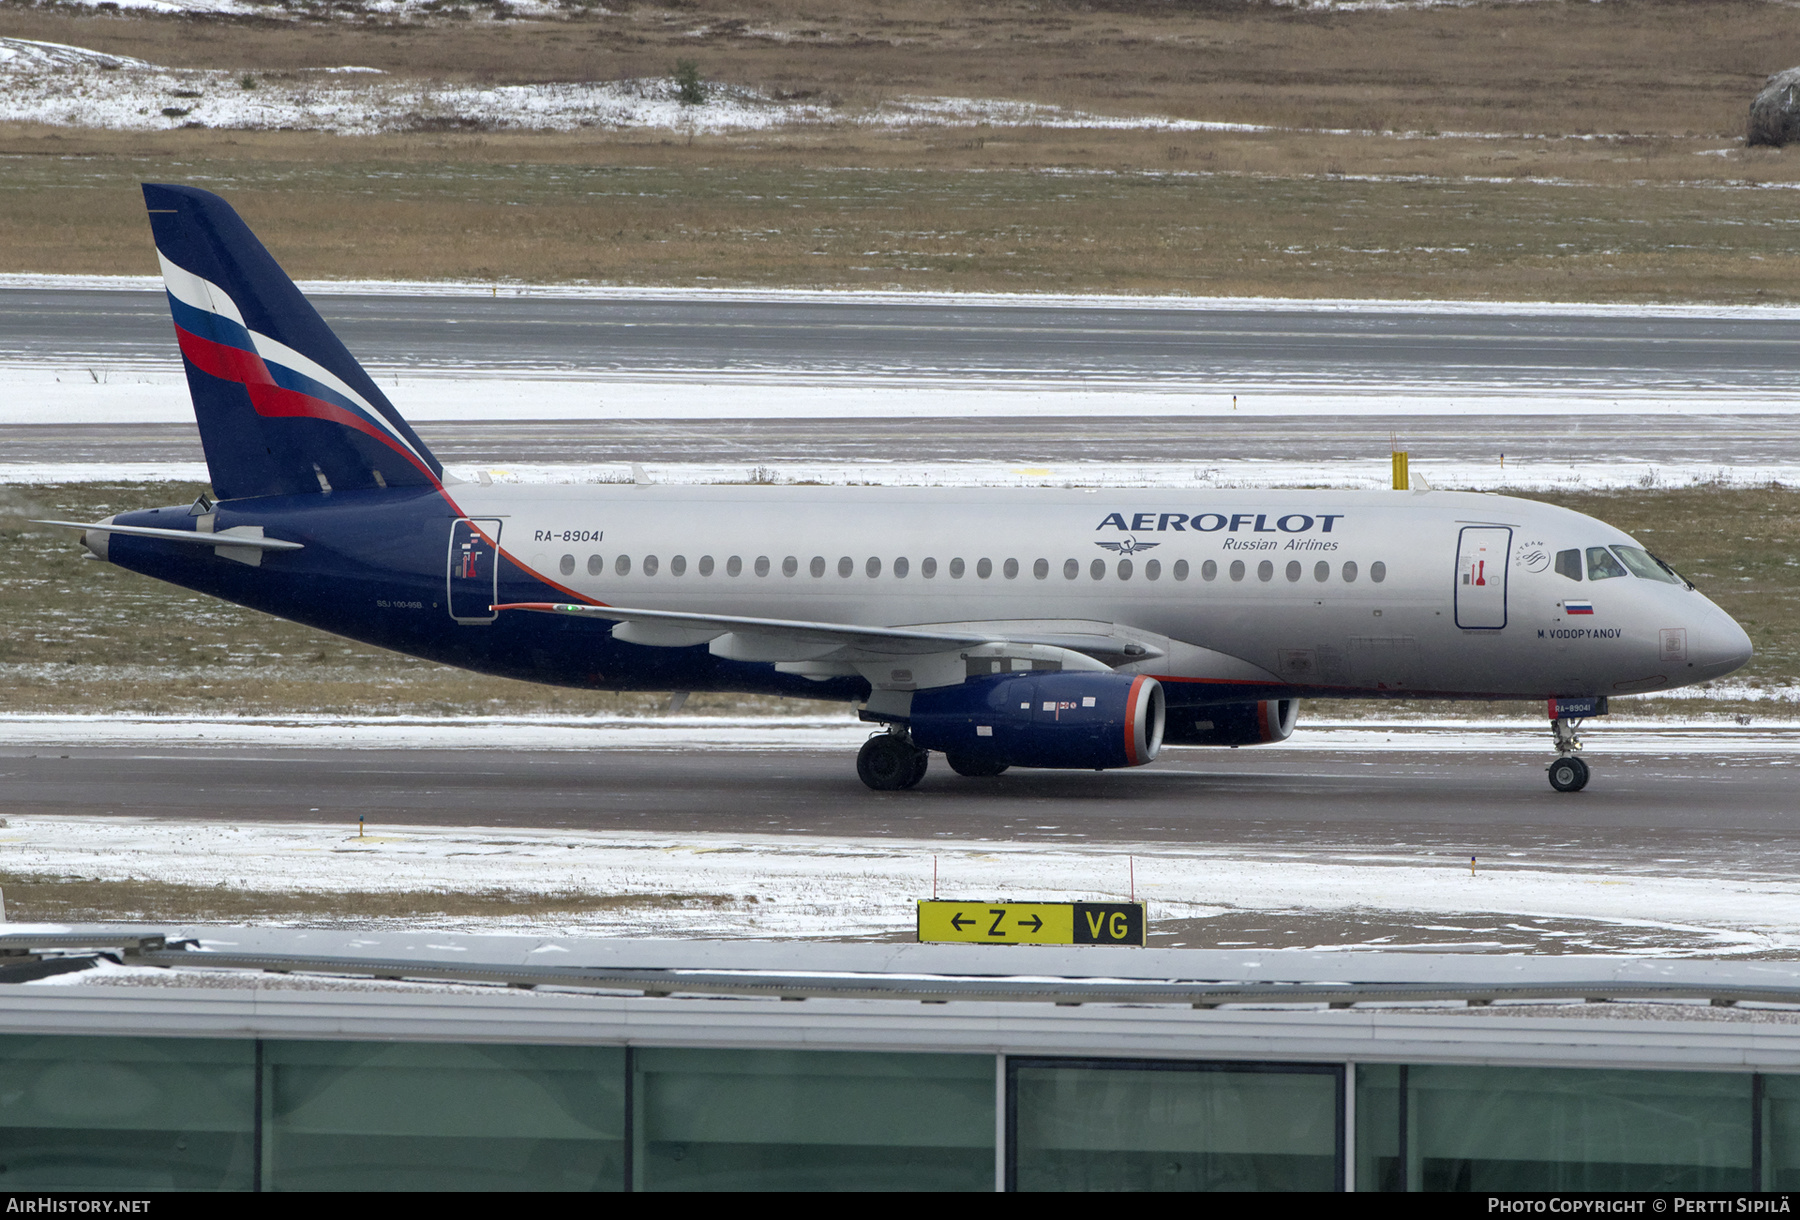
[175,325,439,485]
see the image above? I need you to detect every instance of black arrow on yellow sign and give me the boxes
[950,912,973,931]
[1019,914,1043,932]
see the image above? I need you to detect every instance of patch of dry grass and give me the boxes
[2,2,1800,297]
[0,868,741,923]
[5,0,1797,137]
[5,147,1800,300]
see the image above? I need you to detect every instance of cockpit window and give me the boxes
[1612,545,1682,585]
[1585,547,1628,580]
[1554,549,1582,581]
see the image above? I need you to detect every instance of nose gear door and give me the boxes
[447,518,502,624]
[1455,526,1512,629]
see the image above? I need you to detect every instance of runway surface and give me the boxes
[12,413,1800,471]
[8,287,1800,392]
[5,739,1791,855]
[10,286,1800,470]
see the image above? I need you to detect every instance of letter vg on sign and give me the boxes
[1073,902,1146,946]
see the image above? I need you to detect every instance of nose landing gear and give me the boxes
[1547,716,1591,792]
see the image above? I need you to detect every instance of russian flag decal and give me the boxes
[1566,600,1594,615]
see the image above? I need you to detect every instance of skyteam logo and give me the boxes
[1096,537,1160,556]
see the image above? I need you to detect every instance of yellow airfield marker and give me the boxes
[918,901,1146,946]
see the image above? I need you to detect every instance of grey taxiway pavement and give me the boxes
[6,741,1793,857]
[10,285,1800,469]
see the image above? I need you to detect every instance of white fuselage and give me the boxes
[447,483,1752,701]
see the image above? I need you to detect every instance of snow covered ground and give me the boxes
[1,811,1793,955]
[0,37,1276,136]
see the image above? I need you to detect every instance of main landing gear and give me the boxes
[1547,716,1591,793]
[857,730,929,791]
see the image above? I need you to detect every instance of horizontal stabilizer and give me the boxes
[32,520,304,551]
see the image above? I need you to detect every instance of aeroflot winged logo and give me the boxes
[1096,537,1160,555]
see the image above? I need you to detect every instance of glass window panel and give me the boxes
[264,1041,624,1192]
[0,1035,255,1191]
[1555,548,1583,581]
[1012,1059,1339,1192]
[1586,547,1628,580]
[1355,1064,1403,1192]
[1393,1064,1751,1192]
[1759,1074,1800,1189]
[633,1049,992,1192]
[1613,545,1682,584]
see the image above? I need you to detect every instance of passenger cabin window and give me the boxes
[587,555,603,576]
[866,557,881,578]
[1174,559,1189,581]
[1198,560,1213,582]
[560,554,575,576]
[1342,561,1357,582]
[1090,559,1105,580]
[698,555,714,576]
[977,558,993,579]
[615,555,631,576]
[1586,547,1628,580]
[670,555,686,576]
[784,556,800,577]
[1118,559,1133,580]
[1229,560,1245,582]
[895,557,910,578]
[1314,561,1330,583]
[810,556,825,578]
[643,555,659,576]
[950,558,965,578]
[839,556,854,578]
[1370,561,1386,583]
[923,558,938,578]
[1285,561,1301,582]
[727,556,743,577]
[1145,559,1161,580]
[1034,558,1049,580]
[754,556,770,577]
[1554,549,1582,581]
[1004,559,1019,579]
[1258,560,1274,582]
[1064,559,1079,580]
[1612,545,1683,585]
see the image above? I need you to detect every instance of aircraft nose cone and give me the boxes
[1691,609,1754,681]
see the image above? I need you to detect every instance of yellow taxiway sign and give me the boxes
[917,901,1145,946]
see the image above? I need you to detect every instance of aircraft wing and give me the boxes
[493,602,1162,667]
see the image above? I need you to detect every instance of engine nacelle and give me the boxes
[909,672,1165,770]
[1161,699,1297,747]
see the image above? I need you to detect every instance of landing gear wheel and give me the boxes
[858,734,923,791]
[946,751,1009,778]
[1548,755,1590,793]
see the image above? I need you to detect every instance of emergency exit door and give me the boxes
[447,518,502,623]
[1455,526,1511,630]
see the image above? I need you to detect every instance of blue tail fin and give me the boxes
[143,183,444,500]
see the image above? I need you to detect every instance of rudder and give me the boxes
[143,183,443,500]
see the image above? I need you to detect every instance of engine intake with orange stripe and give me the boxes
[907,672,1165,771]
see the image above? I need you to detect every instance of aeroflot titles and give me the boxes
[1098,512,1346,534]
